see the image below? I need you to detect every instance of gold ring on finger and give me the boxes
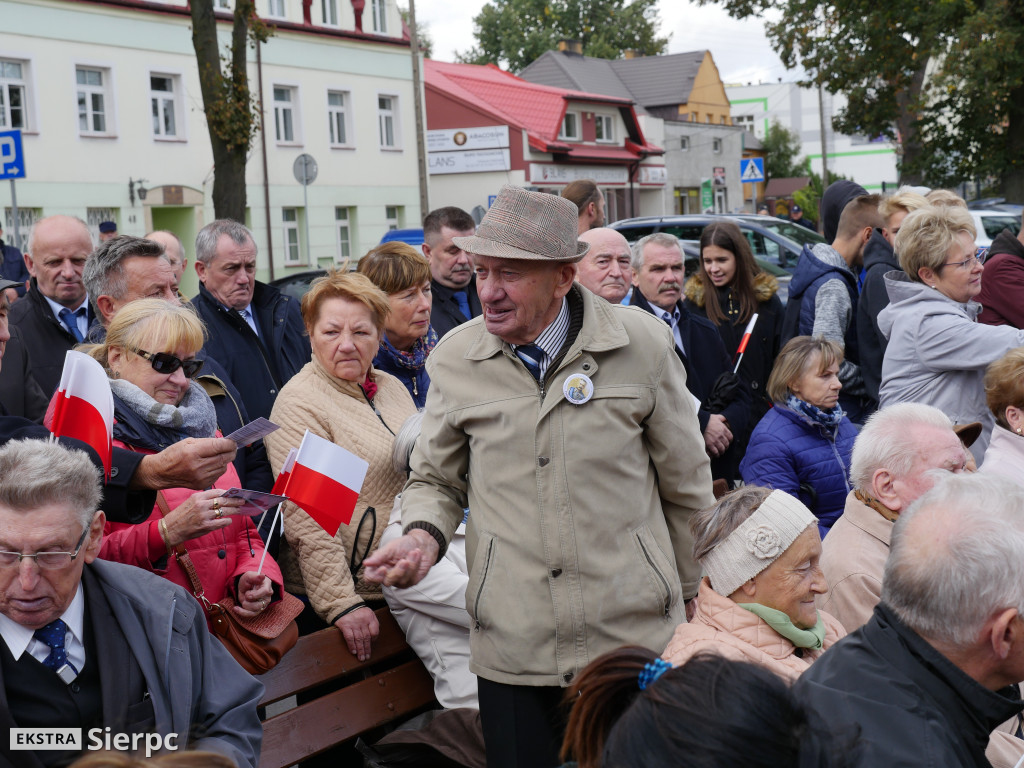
[212,499,220,510]
[214,508,223,519]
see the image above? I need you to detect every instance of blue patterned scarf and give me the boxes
[786,393,845,430]
[378,327,438,373]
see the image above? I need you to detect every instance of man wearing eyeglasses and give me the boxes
[0,439,263,768]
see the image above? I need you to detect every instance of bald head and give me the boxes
[145,231,186,283]
[884,474,1024,653]
[25,215,92,308]
[576,228,632,303]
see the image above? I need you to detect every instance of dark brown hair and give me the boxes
[697,220,760,326]
[357,241,431,295]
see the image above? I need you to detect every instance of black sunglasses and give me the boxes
[132,348,204,378]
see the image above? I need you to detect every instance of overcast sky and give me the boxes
[413,0,801,85]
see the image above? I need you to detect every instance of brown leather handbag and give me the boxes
[157,492,303,674]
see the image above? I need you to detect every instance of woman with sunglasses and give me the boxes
[90,299,284,624]
[879,205,1024,462]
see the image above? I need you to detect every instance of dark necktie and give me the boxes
[453,290,471,321]
[58,307,85,343]
[33,619,77,675]
[515,344,544,381]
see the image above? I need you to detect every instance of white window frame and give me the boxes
[679,136,689,152]
[385,206,401,231]
[376,93,401,150]
[321,0,339,25]
[149,71,185,141]
[370,0,387,33]
[282,208,301,264]
[335,207,353,261]
[75,63,116,138]
[712,138,723,154]
[272,83,302,145]
[0,58,32,133]
[215,0,232,8]
[86,208,117,244]
[559,111,580,141]
[594,114,614,143]
[266,0,286,18]
[327,88,352,148]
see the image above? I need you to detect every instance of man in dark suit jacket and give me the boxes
[422,207,481,339]
[630,232,751,484]
[0,440,263,768]
[191,220,310,421]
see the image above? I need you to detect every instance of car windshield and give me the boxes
[757,220,826,246]
[979,215,1020,240]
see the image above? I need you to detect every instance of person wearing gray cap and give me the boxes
[366,185,714,767]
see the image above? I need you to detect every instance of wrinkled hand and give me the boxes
[703,414,733,458]
[162,489,240,547]
[134,437,237,490]
[335,606,380,661]
[363,530,440,588]
[233,573,275,619]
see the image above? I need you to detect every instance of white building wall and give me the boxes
[727,82,898,193]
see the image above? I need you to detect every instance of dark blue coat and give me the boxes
[372,350,430,408]
[0,239,28,296]
[630,290,752,483]
[739,404,856,537]
[782,245,860,362]
[191,281,310,420]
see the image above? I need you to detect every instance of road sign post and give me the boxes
[292,154,318,265]
[0,130,27,250]
[739,158,765,215]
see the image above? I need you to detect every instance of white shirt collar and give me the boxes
[0,582,85,662]
[43,293,90,323]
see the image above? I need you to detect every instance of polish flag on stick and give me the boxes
[255,448,298,575]
[732,313,759,375]
[50,351,114,479]
[285,431,368,537]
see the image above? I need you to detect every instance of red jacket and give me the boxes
[100,437,284,616]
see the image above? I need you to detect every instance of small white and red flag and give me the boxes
[49,351,115,478]
[733,313,760,374]
[270,447,298,497]
[283,431,368,537]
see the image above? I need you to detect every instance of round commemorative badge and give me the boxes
[562,373,594,405]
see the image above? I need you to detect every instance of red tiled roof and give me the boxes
[426,59,661,158]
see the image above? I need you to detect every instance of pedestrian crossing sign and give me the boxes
[740,158,765,183]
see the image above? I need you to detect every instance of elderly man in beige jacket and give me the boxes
[366,185,714,768]
[818,402,970,632]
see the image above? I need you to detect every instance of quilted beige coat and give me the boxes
[662,578,846,682]
[266,358,416,623]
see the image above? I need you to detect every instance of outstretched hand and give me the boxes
[363,529,440,588]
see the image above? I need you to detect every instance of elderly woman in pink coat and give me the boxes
[662,486,845,681]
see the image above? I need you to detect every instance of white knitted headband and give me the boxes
[701,490,817,597]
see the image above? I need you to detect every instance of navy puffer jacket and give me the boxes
[739,405,856,537]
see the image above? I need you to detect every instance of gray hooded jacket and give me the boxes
[878,271,1024,460]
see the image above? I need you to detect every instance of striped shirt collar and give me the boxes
[513,297,570,378]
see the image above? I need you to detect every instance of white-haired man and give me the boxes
[797,474,1024,767]
[818,403,970,632]
[576,228,632,304]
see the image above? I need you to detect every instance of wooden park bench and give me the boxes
[257,606,437,768]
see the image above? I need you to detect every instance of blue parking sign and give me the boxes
[0,130,25,179]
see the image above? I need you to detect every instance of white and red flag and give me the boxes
[49,351,115,478]
[283,431,368,537]
[270,447,297,497]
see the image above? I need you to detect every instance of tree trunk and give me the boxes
[895,58,929,186]
[190,0,254,222]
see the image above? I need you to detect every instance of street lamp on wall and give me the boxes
[129,178,149,207]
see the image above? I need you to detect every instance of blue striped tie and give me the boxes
[34,619,77,674]
[515,344,544,381]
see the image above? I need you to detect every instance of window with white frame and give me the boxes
[371,0,387,33]
[335,207,353,261]
[712,138,723,153]
[559,112,580,141]
[86,208,117,243]
[150,74,181,139]
[76,66,112,135]
[215,0,232,8]
[377,95,398,148]
[0,60,29,131]
[678,136,689,152]
[328,90,351,146]
[282,208,301,263]
[4,207,39,250]
[594,114,614,143]
[733,114,754,130]
[385,206,402,231]
[267,0,285,17]
[273,86,298,143]
[321,0,338,25]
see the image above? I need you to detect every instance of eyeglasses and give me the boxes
[132,348,204,378]
[941,251,986,270]
[0,526,90,570]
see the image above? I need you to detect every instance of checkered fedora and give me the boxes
[452,185,589,263]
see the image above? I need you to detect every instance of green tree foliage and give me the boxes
[190,0,271,221]
[456,0,668,73]
[700,0,1024,200]
[762,120,810,181]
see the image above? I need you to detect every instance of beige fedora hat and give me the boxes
[452,185,589,263]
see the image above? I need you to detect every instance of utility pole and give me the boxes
[408,0,430,218]
[817,81,830,187]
